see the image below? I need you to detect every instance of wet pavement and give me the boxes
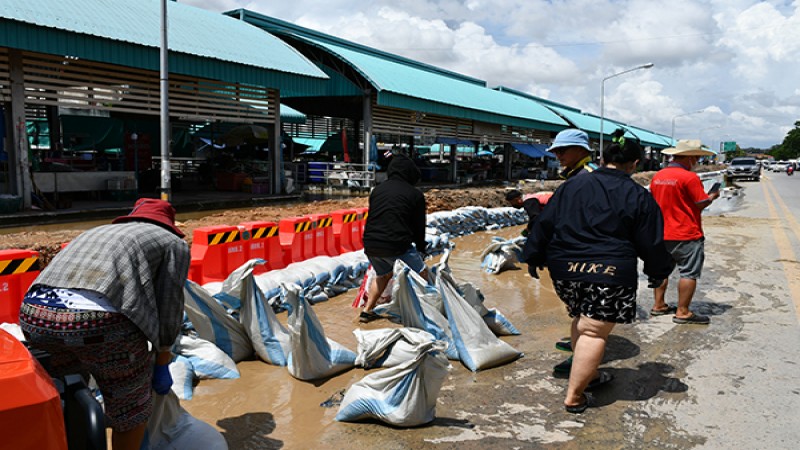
[181,174,800,449]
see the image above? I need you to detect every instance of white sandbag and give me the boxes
[142,391,228,450]
[175,334,239,380]
[385,261,458,360]
[353,327,437,369]
[183,280,253,362]
[284,283,356,381]
[168,356,195,401]
[480,236,524,274]
[335,340,450,427]
[454,275,520,336]
[436,269,522,371]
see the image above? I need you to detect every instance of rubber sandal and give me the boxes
[672,313,710,324]
[586,371,614,390]
[553,356,573,374]
[650,305,677,316]
[555,340,573,352]
[565,392,594,414]
[359,311,382,323]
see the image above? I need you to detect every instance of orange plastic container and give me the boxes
[189,225,246,284]
[0,249,41,324]
[0,329,68,450]
[240,221,285,273]
[330,209,358,253]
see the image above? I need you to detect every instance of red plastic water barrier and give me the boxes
[353,207,369,250]
[0,329,68,450]
[240,221,284,273]
[330,209,359,253]
[279,216,315,265]
[308,213,339,257]
[190,225,246,284]
[0,250,41,324]
[531,192,554,205]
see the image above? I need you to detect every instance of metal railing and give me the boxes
[322,163,376,190]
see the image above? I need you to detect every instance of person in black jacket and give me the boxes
[360,154,429,322]
[522,138,673,414]
[505,189,542,236]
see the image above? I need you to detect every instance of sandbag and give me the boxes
[384,261,458,360]
[142,391,227,450]
[168,356,195,401]
[335,340,450,427]
[480,236,525,274]
[175,334,239,381]
[436,269,522,371]
[353,327,437,369]
[456,280,521,336]
[284,283,356,381]
[183,280,253,362]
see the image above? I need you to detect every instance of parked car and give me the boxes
[773,161,790,172]
[726,157,761,181]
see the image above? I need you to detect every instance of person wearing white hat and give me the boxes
[650,140,720,324]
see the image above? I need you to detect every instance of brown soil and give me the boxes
[2,172,662,267]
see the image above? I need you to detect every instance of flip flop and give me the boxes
[672,313,710,324]
[553,356,573,374]
[565,392,595,414]
[586,371,614,390]
[555,340,573,352]
[650,305,677,316]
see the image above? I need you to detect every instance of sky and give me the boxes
[184,0,800,150]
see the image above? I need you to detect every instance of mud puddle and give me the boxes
[181,225,572,449]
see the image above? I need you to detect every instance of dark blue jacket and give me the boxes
[522,167,673,287]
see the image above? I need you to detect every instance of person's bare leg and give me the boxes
[652,278,669,311]
[564,316,615,408]
[111,423,146,450]
[363,273,392,313]
[674,278,697,318]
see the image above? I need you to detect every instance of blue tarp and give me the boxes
[511,143,555,159]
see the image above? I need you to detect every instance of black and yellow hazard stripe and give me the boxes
[250,225,279,240]
[342,213,357,223]
[0,256,40,276]
[294,221,313,233]
[360,210,369,221]
[316,217,333,229]
[207,230,241,245]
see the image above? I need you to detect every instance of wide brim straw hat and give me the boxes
[661,139,715,157]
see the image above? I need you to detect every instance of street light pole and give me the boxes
[600,63,654,162]
[670,109,705,143]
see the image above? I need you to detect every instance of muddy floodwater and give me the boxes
[181,224,578,449]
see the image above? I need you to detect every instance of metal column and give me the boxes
[271,94,282,194]
[8,49,31,209]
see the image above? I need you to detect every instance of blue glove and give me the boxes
[152,364,173,395]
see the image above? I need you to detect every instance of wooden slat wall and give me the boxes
[0,48,9,100]
[17,51,277,123]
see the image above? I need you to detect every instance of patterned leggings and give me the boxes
[19,303,153,432]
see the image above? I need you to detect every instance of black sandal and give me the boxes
[565,392,594,414]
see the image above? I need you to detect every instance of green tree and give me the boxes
[771,121,800,160]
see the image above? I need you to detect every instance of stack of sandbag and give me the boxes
[353,327,437,369]
[169,333,240,400]
[480,236,526,274]
[183,280,253,363]
[426,206,527,237]
[335,340,450,427]
[141,391,228,450]
[283,283,357,381]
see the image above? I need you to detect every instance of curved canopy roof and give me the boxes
[0,0,327,89]
[232,10,569,132]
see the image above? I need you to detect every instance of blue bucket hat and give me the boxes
[549,129,593,153]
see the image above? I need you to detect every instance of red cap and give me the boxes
[112,198,184,238]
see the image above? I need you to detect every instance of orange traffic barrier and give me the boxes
[308,213,339,257]
[279,216,315,265]
[0,250,41,324]
[353,207,369,250]
[330,209,359,253]
[240,221,285,273]
[0,329,68,450]
[190,225,246,284]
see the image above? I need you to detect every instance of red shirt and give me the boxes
[650,163,709,240]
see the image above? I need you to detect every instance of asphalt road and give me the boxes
[183,171,800,449]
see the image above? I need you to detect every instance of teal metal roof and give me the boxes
[232,10,568,131]
[0,0,327,90]
[281,104,306,124]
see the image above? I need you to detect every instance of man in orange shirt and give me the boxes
[649,140,720,324]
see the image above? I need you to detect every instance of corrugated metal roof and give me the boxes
[234,10,567,131]
[0,0,327,84]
